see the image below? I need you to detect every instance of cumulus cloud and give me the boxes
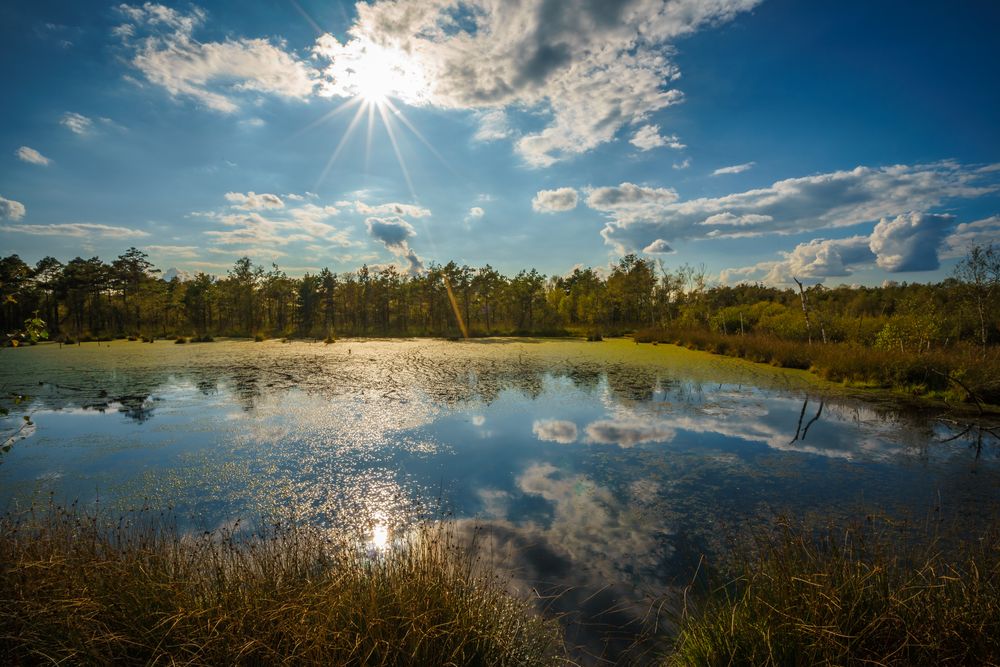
[791,236,876,277]
[597,161,999,253]
[225,191,285,210]
[630,124,684,151]
[0,195,26,221]
[312,0,760,166]
[721,212,970,285]
[365,215,425,275]
[366,216,416,253]
[642,239,674,254]
[722,236,877,285]
[2,222,147,238]
[16,146,51,165]
[532,419,578,444]
[117,3,315,113]
[586,183,679,228]
[713,161,755,175]
[532,187,578,213]
[869,212,954,272]
[60,111,92,134]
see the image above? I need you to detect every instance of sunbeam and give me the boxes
[315,99,369,188]
[383,99,460,180]
[376,102,417,200]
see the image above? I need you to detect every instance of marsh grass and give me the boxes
[0,504,565,666]
[669,517,1000,666]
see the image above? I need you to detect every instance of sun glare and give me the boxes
[311,37,444,196]
[338,40,423,106]
[353,48,398,104]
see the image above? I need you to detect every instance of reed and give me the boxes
[0,504,564,666]
[668,517,1000,666]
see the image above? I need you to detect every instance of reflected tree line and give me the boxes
[7,343,994,461]
[1,245,998,348]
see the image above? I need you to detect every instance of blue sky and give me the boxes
[2,0,999,284]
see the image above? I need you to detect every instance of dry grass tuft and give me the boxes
[0,504,564,666]
[668,517,1000,666]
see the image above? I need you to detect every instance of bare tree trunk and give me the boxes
[793,277,813,345]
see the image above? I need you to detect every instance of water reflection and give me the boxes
[1,339,999,662]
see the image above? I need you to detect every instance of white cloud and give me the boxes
[353,201,431,218]
[1,222,147,238]
[473,110,511,142]
[0,195,26,221]
[288,203,340,224]
[312,0,760,166]
[118,3,316,113]
[723,236,877,285]
[630,124,684,151]
[532,187,578,213]
[199,194,352,251]
[205,246,287,258]
[712,161,755,175]
[15,146,51,165]
[869,212,954,272]
[943,215,1000,258]
[467,206,485,219]
[673,157,691,170]
[586,182,679,227]
[145,245,201,259]
[701,212,773,227]
[225,191,285,210]
[597,161,999,253]
[721,215,966,285]
[532,419,578,444]
[642,239,674,254]
[60,111,92,135]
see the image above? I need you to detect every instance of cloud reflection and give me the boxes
[532,419,578,444]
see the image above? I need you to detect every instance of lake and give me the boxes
[2,338,998,658]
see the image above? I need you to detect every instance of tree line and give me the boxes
[1,245,998,350]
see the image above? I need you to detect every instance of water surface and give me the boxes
[2,338,998,658]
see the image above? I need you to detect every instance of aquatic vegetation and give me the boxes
[0,504,564,666]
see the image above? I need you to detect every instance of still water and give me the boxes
[2,338,998,655]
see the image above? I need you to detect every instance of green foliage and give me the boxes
[0,506,564,666]
[0,245,997,351]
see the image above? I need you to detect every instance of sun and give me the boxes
[310,37,445,195]
[349,42,409,105]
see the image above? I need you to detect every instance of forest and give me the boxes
[1,246,998,351]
